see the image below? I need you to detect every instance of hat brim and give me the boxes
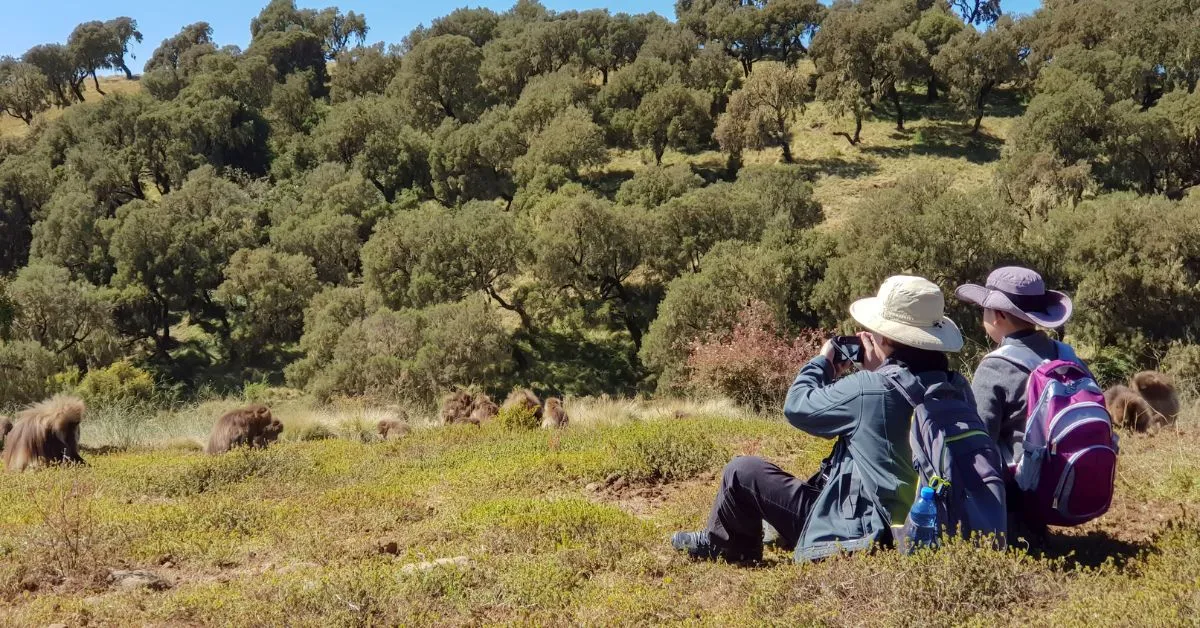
[954,284,1073,328]
[849,297,964,353]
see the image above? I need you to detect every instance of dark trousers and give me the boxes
[704,456,820,560]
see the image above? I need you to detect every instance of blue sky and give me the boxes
[1,0,1043,70]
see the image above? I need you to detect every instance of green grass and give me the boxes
[0,400,1196,626]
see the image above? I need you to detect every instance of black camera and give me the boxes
[831,335,863,365]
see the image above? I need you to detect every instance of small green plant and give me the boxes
[496,405,540,431]
[1163,343,1200,397]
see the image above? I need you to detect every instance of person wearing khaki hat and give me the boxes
[955,266,1085,547]
[672,275,974,563]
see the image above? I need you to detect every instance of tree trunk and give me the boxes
[601,68,609,85]
[654,141,665,165]
[780,138,794,163]
[890,85,905,131]
[971,111,984,135]
[69,80,85,102]
[926,74,938,102]
[91,72,106,96]
[853,115,863,145]
[741,57,753,77]
[121,63,134,80]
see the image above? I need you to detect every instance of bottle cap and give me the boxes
[920,487,935,499]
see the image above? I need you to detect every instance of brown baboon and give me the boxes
[541,397,568,429]
[469,394,499,425]
[2,395,87,472]
[1104,385,1160,432]
[441,391,477,425]
[1130,371,1180,428]
[205,405,281,454]
[377,419,410,440]
[502,389,543,420]
[0,416,12,448]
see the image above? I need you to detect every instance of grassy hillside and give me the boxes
[0,75,142,140]
[0,396,1196,625]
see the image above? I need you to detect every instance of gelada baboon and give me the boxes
[1130,371,1180,427]
[441,391,477,425]
[2,395,87,472]
[541,397,568,429]
[205,405,282,454]
[377,419,410,440]
[0,416,12,448]
[1105,385,1159,432]
[502,389,543,420]
[469,394,499,425]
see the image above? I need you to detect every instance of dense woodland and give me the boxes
[1,0,1200,408]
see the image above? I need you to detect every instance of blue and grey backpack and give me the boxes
[882,368,1008,549]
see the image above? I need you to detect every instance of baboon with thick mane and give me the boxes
[1130,371,1180,428]
[502,389,543,420]
[206,405,282,454]
[469,394,499,424]
[441,391,477,425]
[541,397,568,429]
[2,395,87,472]
[1105,385,1159,432]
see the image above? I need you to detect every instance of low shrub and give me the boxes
[496,404,540,431]
[686,301,824,412]
[1162,343,1200,397]
[613,423,727,483]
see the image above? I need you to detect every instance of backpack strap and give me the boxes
[879,365,926,408]
[986,343,1045,374]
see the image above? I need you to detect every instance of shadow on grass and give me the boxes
[861,123,1003,164]
[795,156,882,180]
[1035,530,1150,572]
[585,168,636,200]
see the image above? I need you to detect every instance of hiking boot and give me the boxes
[671,531,761,562]
[672,531,721,561]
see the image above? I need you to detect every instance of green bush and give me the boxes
[1162,343,1200,396]
[613,423,726,483]
[77,360,156,404]
[495,404,540,431]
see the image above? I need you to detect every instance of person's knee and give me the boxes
[723,455,769,482]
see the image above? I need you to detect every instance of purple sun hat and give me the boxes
[954,267,1073,328]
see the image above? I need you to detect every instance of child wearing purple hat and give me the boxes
[955,266,1082,545]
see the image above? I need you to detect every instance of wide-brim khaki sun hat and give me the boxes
[849,275,964,353]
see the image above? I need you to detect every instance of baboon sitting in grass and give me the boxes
[541,397,568,429]
[469,394,499,424]
[1130,371,1180,428]
[502,389,543,421]
[206,405,282,454]
[2,395,87,472]
[441,391,477,425]
[377,419,410,440]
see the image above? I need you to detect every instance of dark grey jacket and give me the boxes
[784,356,972,561]
[969,330,1065,467]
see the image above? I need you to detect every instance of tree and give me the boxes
[428,108,522,205]
[30,177,113,284]
[215,247,320,356]
[633,83,712,164]
[533,192,649,351]
[513,106,608,189]
[329,44,399,103]
[313,96,433,202]
[104,17,143,80]
[715,62,809,162]
[24,44,85,105]
[144,22,214,75]
[68,21,118,95]
[246,29,329,97]
[949,0,1002,26]
[420,7,502,48]
[933,18,1021,134]
[361,201,533,329]
[910,6,965,101]
[6,263,110,357]
[574,10,648,85]
[107,167,261,355]
[0,59,51,125]
[616,163,704,208]
[312,7,369,58]
[389,35,486,129]
[0,154,54,273]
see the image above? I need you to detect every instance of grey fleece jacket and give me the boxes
[969,330,1067,467]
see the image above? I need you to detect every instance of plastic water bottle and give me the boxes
[901,486,940,553]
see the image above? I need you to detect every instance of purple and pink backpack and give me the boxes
[989,342,1118,527]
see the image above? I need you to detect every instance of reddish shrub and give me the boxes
[686,301,827,412]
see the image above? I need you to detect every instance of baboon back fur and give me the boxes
[2,395,87,472]
[206,405,281,454]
